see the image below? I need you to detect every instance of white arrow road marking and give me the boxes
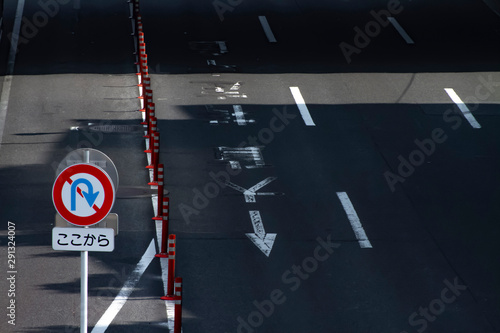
[246,211,277,257]
[336,192,372,248]
[225,177,279,202]
[247,176,277,193]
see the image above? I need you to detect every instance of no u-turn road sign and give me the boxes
[52,163,115,226]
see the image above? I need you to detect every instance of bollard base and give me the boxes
[152,216,162,221]
[160,295,177,300]
[155,253,168,258]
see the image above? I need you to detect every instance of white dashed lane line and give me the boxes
[258,16,277,43]
[388,17,414,44]
[290,87,316,126]
[445,88,482,129]
[336,192,372,249]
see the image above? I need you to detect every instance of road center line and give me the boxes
[388,17,414,44]
[0,0,25,150]
[444,88,481,129]
[258,16,277,43]
[91,239,156,333]
[290,87,316,126]
[336,192,372,248]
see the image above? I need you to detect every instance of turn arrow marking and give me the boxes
[70,178,100,211]
[246,210,277,257]
[225,177,281,203]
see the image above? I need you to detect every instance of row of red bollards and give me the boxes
[129,0,182,331]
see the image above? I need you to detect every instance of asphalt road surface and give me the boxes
[1,0,500,332]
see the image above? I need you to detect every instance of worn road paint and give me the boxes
[246,210,277,256]
[336,192,372,248]
[225,177,279,202]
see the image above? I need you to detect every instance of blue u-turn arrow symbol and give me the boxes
[71,178,100,211]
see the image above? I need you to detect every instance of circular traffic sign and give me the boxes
[53,163,115,226]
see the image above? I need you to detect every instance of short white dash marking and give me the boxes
[290,87,315,126]
[233,105,246,125]
[91,239,156,333]
[258,16,277,43]
[217,41,228,53]
[388,17,414,44]
[444,88,481,129]
[336,192,372,248]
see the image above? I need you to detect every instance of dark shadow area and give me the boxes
[0,100,499,331]
[0,0,499,75]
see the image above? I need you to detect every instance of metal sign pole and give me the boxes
[81,249,88,333]
[81,149,90,333]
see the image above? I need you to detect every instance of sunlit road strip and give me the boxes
[91,239,156,333]
[336,192,372,248]
[258,16,277,43]
[0,0,25,149]
[290,87,316,126]
[444,88,481,129]
[388,17,414,44]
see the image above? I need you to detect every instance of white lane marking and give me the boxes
[0,0,25,150]
[444,88,481,129]
[233,105,246,125]
[290,87,316,126]
[258,16,277,43]
[217,41,228,53]
[91,239,156,333]
[246,210,277,257]
[336,192,372,248]
[388,17,414,44]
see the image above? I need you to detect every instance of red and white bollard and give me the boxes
[153,190,168,222]
[155,197,170,248]
[146,132,159,175]
[160,235,176,294]
[173,277,182,333]
[161,276,183,333]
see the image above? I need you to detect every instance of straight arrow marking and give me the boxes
[246,210,277,257]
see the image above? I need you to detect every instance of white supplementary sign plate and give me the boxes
[52,227,114,252]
